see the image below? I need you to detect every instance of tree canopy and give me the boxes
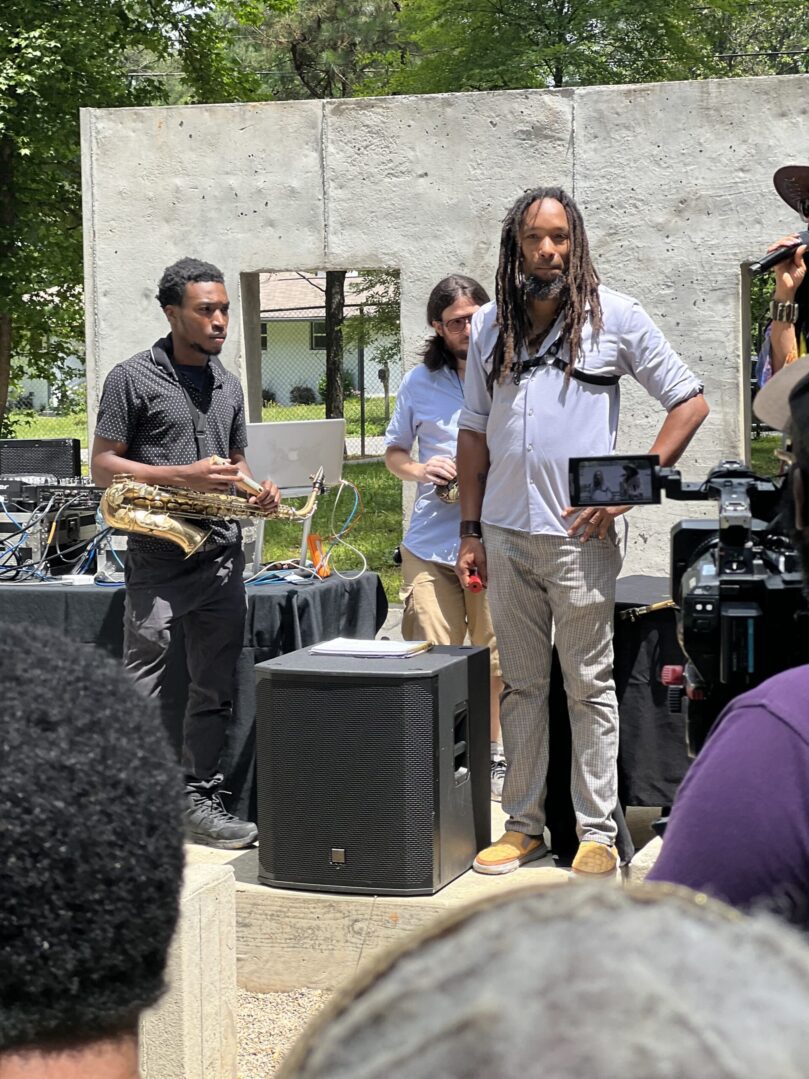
[0,0,261,432]
[2,0,806,432]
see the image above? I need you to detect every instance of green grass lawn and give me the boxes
[261,395,393,436]
[750,433,782,478]
[10,411,88,445]
[262,458,403,603]
[9,392,395,444]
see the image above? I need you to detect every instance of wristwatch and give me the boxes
[769,300,799,324]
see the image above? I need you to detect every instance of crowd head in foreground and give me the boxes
[0,628,184,1079]
[281,883,809,1079]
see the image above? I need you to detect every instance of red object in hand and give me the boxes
[467,569,483,593]
[661,665,684,686]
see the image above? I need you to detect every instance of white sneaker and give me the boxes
[490,757,507,801]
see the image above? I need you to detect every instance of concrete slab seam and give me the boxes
[352,894,378,976]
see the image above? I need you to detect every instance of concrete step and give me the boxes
[185,802,571,993]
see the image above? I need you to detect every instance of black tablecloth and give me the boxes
[0,573,388,819]
[545,574,688,864]
[613,574,690,808]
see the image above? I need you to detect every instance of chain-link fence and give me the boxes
[259,269,402,457]
[4,379,89,469]
[5,340,401,470]
[259,318,400,457]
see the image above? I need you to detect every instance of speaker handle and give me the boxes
[453,702,470,783]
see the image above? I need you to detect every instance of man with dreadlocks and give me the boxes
[456,187,709,877]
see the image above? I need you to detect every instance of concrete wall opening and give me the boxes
[241,268,401,455]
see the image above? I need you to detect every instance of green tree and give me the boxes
[238,0,402,99]
[344,269,401,420]
[234,1,403,418]
[379,0,748,94]
[702,0,808,79]
[0,0,260,434]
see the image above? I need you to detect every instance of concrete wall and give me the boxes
[81,76,809,575]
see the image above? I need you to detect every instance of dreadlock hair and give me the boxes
[422,275,490,372]
[488,187,602,392]
[157,257,225,308]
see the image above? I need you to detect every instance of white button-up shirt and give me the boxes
[384,363,466,566]
[459,286,702,536]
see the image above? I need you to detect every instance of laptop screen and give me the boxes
[244,419,346,491]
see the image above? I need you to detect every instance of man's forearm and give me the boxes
[385,447,424,483]
[457,429,489,521]
[648,394,710,467]
[92,452,191,490]
[770,322,799,375]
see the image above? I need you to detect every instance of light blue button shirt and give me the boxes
[459,286,703,536]
[384,363,465,566]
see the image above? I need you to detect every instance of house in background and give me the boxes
[259,271,401,406]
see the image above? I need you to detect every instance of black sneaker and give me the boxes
[184,788,258,850]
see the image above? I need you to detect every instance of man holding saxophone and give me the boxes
[91,257,279,849]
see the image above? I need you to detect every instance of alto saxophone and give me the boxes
[100,460,326,558]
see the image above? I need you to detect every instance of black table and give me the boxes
[0,573,388,819]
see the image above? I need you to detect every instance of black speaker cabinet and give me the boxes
[254,645,491,895]
[0,438,81,479]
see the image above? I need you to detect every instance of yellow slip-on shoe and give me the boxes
[473,831,549,875]
[571,841,619,877]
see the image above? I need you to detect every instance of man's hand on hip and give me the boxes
[563,503,630,542]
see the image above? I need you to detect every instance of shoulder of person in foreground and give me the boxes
[648,664,809,922]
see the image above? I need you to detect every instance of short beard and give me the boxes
[523,274,568,303]
[190,341,219,357]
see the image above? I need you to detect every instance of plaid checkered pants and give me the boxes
[483,523,622,844]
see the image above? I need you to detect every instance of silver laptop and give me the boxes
[242,418,346,574]
[244,418,346,493]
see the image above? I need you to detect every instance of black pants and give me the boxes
[123,543,246,782]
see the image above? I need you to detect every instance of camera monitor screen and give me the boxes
[568,455,660,507]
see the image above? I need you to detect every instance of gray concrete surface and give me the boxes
[139,863,238,1079]
[81,75,809,576]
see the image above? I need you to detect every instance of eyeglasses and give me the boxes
[442,314,475,333]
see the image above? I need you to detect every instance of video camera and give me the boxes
[569,454,809,755]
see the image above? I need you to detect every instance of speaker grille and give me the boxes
[0,438,81,479]
[258,675,436,889]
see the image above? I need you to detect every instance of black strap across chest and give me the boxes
[511,337,619,387]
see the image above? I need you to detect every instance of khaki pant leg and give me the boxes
[399,546,467,644]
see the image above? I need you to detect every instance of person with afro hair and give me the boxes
[0,626,184,1079]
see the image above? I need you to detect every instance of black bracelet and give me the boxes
[460,520,483,540]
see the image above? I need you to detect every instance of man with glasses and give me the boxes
[384,274,507,799]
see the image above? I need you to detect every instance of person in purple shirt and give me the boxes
[650,360,809,926]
